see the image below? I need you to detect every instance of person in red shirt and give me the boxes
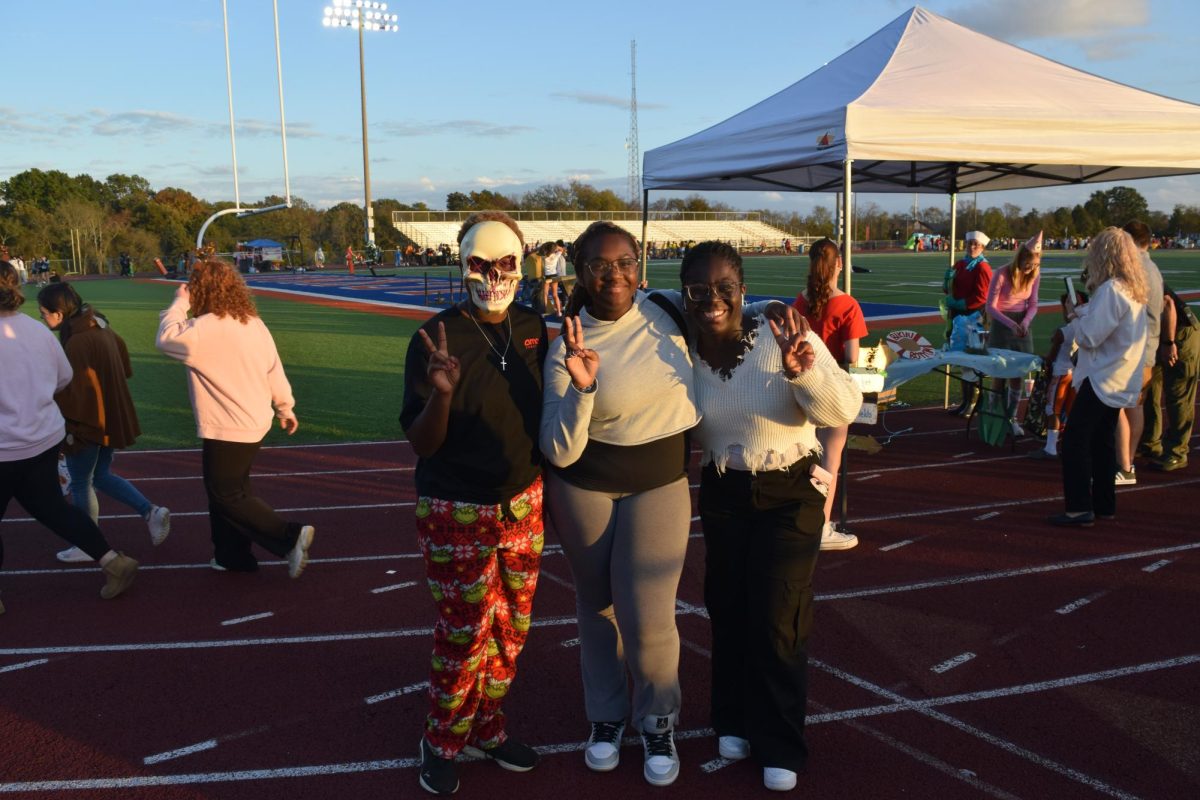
[793,238,867,551]
[943,231,993,414]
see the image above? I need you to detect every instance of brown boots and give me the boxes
[101,553,139,599]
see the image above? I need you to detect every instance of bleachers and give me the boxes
[391,211,798,254]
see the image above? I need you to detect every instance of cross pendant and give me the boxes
[500,356,507,371]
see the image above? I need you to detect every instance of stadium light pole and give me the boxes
[322,0,399,249]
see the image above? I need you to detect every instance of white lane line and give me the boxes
[815,542,1200,602]
[811,654,1200,723]
[849,453,1024,476]
[134,466,414,483]
[852,476,1200,523]
[110,439,410,456]
[811,659,1142,800]
[856,473,882,481]
[675,599,710,619]
[700,757,734,773]
[931,653,976,674]
[951,451,976,458]
[370,581,418,594]
[536,568,575,591]
[0,658,48,675]
[143,739,218,765]
[560,638,580,648]
[364,681,429,705]
[973,511,1001,521]
[221,613,274,627]
[1142,559,1173,573]
[3,501,418,525]
[879,539,914,552]
[1055,591,1108,615]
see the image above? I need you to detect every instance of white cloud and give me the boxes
[947,0,1149,42]
[378,119,533,138]
[419,176,435,191]
[551,91,666,111]
[474,175,524,187]
[763,191,784,201]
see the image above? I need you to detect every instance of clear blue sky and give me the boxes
[3,0,1199,217]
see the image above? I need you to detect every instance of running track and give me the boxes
[2,405,1198,799]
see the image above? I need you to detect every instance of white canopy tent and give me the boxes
[641,5,1200,289]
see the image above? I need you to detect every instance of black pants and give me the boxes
[698,458,825,772]
[202,438,301,570]
[1061,379,1118,516]
[1,445,110,569]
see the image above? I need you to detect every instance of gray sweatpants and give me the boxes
[546,471,692,730]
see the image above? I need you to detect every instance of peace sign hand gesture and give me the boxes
[562,316,599,391]
[417,322,461,396]
[769,314,815,378]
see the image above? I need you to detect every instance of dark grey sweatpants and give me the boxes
[546,471,691,730]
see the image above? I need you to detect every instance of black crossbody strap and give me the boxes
[646,291,691,348]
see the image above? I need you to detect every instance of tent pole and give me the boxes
[641,189,650,284]
[949,192,958,265]
[842,159,853,294]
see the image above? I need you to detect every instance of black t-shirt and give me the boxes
[400,304,547,504]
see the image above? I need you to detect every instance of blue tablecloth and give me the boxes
[883,348,1042,390]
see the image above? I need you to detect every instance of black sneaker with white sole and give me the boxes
[462,739,538,772]
[419,737,459,795]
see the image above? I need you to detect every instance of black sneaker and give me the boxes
[419,737,459,795]
[462,738,538,772]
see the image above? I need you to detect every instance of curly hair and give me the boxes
[0,261,24,312]
[680,240,743,283]
[805,238,840,319]
[1081,227,1148,305]
[188,258,259,323]
[456,211,525,249]
[572,221,640,271]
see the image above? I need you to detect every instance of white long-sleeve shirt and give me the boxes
[1064,279,1147,409]
[156,295,295,443]
[693,316,862,473]
[0,311,72,461]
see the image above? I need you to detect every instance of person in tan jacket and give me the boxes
[37,283,170,563]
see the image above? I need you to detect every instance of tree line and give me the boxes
[2,168,1197,272]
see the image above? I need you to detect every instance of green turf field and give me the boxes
[24,250,1199,449]
[20,280,419,450]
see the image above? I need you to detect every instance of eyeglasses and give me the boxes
[465,255,518,274]
[583,256,639,276]
[683,282,741,302]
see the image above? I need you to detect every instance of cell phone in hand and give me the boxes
[1064,276,1078,307]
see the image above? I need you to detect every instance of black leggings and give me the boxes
[1,445,111,569]
[202,438,301,570]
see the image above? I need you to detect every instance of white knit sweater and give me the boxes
[692,315,862,473]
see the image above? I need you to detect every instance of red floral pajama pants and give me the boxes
[416,476,544,757]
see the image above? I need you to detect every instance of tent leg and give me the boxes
[842,159,853,294]
[641,190,650,284]
[948,192,958,265]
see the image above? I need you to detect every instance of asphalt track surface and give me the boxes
[2,284,1197,799]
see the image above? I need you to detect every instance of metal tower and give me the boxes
[627,40,640,207]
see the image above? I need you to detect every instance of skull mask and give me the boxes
[459,221,523,314]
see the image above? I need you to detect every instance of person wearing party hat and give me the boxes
[986,231,1044,435]
[943,231,993,415]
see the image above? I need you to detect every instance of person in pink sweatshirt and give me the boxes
[156,257,314,577]
[986,231,1044,435]
[0,261,138,611]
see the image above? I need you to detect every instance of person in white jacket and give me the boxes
[156,257,314,576]
[0,261,139,610]
[1050,228,1148,527]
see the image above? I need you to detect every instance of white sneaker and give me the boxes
[820,522,859,551]
[718,735,750,760]
[1115,467,1137,486]
[640,717,679,787]
[1010,421,1025,437]
[764,767,798,791]
[57,546,95,563]
[287,525,315,579]
[584,720,625,772]
[146,506,171,546]
[210,558,227,572]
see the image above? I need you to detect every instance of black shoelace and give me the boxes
[591,721,623,744]
[642,730,675,757]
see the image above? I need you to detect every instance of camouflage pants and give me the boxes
[416,476,543,757]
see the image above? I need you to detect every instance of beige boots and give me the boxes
[100,553,139,599]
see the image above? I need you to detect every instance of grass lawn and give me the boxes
[21,279,422,450]
[30,249,1198,448]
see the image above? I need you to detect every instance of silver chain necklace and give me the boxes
[466,309,513,371]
